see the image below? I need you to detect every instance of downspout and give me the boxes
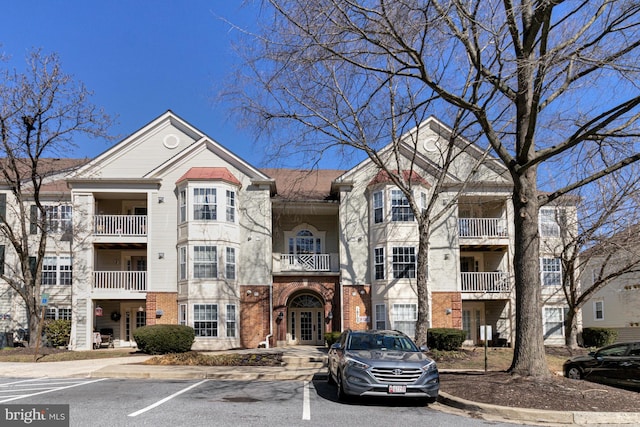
[262,284,273,348]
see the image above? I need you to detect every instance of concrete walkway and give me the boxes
[1,346,638,426]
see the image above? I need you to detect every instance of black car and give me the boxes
[563,341,640,390]
[327,329,439,403]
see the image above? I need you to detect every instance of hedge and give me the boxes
[44,319,71,348]
[582,327,618,348]
[133,324,195,354]
[427,328,466,351]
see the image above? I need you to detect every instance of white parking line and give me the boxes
[302,380,311,420]
[128,380,209,417]
[0,378,108,403]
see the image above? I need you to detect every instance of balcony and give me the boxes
[461,272,510,293]
[92,271,147,292]
[94,215,147,236]
[280,254,331,272]
[459,218,507,238]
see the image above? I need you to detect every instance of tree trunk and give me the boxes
[564,307,581,350]
[27,303,40,348]
[415,220,430,346]
[509,170,550,377]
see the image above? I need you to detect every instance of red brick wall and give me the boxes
[342,285,371,330]
[240,285,271,348]
[144,292,178,325]
[431,292,462,329]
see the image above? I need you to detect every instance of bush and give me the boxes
[324,331,341,347]
[427,328,466,351]
[133,325,195,355]
[582,327,618,348]
[44,319,71,348]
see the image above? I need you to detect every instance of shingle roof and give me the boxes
[176,167,242,186]
[368,170,431,188]
[261,168,345,201]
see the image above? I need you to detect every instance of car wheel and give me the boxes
[336,370,348,401]
[566,366,582,380]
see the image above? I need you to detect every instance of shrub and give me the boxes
[133,325,195,355]
[44,319,71,348]
[427,328,466,351]
[324,331,341,347]
[582,327,618,348]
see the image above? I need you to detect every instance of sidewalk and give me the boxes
[1,346,638,426]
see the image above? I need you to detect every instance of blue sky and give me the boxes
[1,1,268,166]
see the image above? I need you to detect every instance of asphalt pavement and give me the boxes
[0,346,637,426]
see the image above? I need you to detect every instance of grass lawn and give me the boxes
[0,347,140,363]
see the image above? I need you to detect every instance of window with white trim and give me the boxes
[226,247,236,280]
[539,208,561,237]
[178,246,187,280]
[594,300,604,320]
[193,304,217,337]
[373,191,383,224]
[193,188,217,220]
[393,247,416,278]
[193,246,217,279]
[541,257,562,286]
[179,189,187,223]
[391,189,414,221]
[226,190,235,222]
[179,304,187,326]
[30,204,73,234]
[41,256,72,286]
[543,307,564,338]
[375,304,386,329]
[45,307,71,320]
[393,303,417,337]
[374,247,385,280]
[226,304,237,337]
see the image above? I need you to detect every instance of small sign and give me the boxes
[40,293,49,307]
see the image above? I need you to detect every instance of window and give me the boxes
[0,193,6,220]
[179,189,186,223]
[226,247,236,280]
[374,247,385,280]
[0,245,4,275]
[289,230,321,254]
[594,301,604,321]
[373,191,383,224]
[179,304,187,326]
[41,256,72,286]
[193,246,217,279]
[543,307,564,338]
[193,304,218,337]
[178,246,187,280]
[226,190,235,222]
[420,192,427,217]
[375,304,386,329]
[226,304,236,337]
[541,258,562,286]
[391,189,414,222]
[30,204,73,234]
[539,208,561,237]
[45,307,72,320]
[393,247,416,278]
[393,303,417,337]
[193,188,217,220]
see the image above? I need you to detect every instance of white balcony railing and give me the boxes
[94,215,147,236]
[459,218,507,238]
[280,254,331,272]
[461,272,510,293]
[93,271,147,292]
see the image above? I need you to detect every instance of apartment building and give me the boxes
[0,111,572,350]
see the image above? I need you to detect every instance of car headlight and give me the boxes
[345,357,370,370]
[421,360,437,373]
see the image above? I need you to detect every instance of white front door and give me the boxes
[289,308,324,345]
[120,305,147,347]
[462,302,485,346]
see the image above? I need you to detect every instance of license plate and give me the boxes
[388,385,406,394]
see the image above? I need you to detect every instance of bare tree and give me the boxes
[550,169,640,350]
[0,50,112,347]
[230,0,640,377]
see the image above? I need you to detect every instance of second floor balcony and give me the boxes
[92,271,147,292]
[94,215,147,236]
[459,218,508,239]
[461,272,510,293]
[276,253,339,273]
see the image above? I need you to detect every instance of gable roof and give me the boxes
[368,170,431,188]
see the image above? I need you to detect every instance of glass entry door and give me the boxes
[288,294,324,345]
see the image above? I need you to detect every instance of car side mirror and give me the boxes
[419,345,429,352]
[331,342,343,350]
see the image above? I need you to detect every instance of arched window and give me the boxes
[290,294,323,308]
[288,229,321,255]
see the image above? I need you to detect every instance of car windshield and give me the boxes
[347,333,419,351]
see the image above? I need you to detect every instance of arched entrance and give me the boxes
[288,293,325,345]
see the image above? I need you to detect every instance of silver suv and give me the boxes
[327,330,439,403]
